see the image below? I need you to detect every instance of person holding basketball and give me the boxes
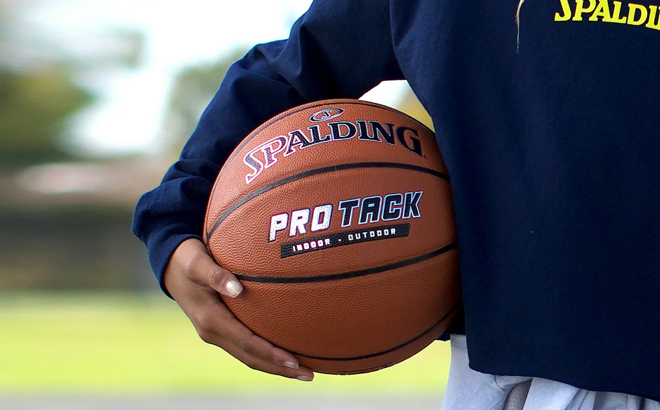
[133,0,660,408]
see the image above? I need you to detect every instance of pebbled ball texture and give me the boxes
[204,99,460,374]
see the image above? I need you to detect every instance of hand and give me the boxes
[163,238,314,381]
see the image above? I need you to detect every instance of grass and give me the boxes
[0,291,451,396]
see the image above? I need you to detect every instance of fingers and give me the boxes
[168,238,243,298]
[194,291,314,381]
[163,238,315,381]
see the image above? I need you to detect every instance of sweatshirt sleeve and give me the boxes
[131,0,404,295]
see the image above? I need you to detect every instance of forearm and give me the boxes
[132,0,403,292]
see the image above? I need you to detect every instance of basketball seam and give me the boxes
[285,299,460,361]
[205,162,450,242]
[233,242,457,283]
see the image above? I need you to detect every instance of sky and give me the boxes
[27,0,407,157]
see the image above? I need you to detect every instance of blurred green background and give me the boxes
[0,0,448,402]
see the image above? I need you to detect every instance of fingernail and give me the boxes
[283,361,299,370]
[296,375,313,382]
[225,280,243,297]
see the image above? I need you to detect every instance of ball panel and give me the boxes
[296,309,457,375]
[207,168,455,278]
[222,249,459,360]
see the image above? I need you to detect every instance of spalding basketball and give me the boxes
[204,99,459,374]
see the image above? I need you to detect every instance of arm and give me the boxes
[132,0,403,379]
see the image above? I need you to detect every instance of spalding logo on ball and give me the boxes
[204,99,460,375]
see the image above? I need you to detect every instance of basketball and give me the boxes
[203,99,460,374]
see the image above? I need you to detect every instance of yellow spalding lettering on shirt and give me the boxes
[554,0,660,29]
[627,3,649,24]
[556,0,573,20]
[573,0,597,21]
[647,6,660,29]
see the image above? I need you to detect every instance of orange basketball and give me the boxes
[203,99,459,374]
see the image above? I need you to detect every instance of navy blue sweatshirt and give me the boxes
[133,0,660,399]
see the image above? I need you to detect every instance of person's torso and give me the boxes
[389,0,660,399]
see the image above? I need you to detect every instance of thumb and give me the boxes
[207,263,243,298]
[175,238,244,298]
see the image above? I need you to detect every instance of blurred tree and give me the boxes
[0,66,93,166]
[0,0,145,168]
[162,50,247,151]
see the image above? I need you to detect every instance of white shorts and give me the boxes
[441,335,660,410]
